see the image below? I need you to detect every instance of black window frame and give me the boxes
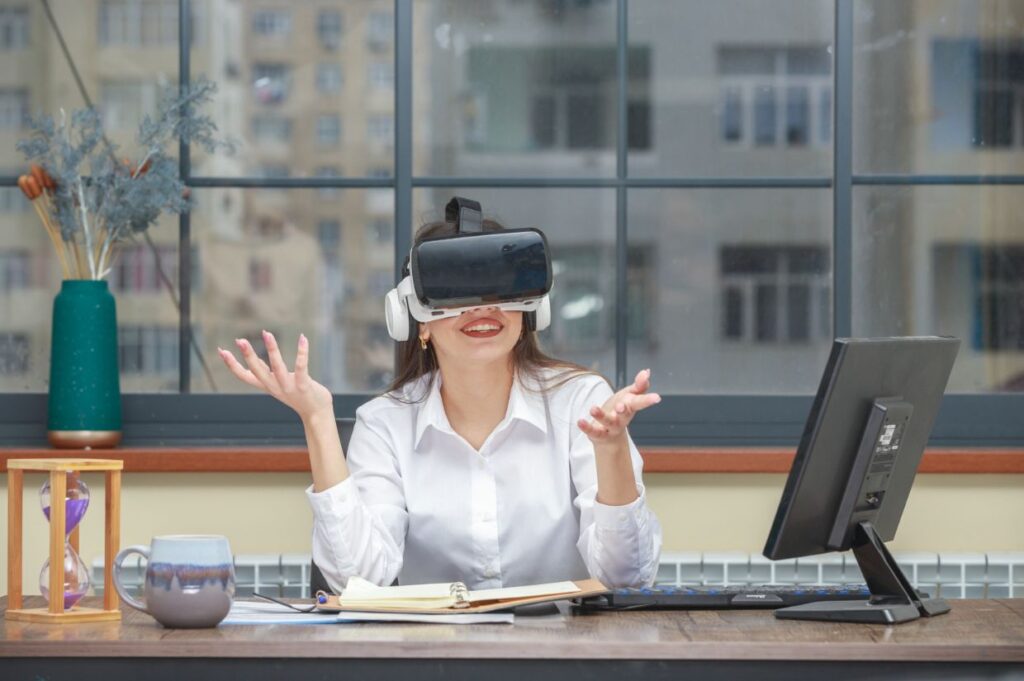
[1,0,1024,448]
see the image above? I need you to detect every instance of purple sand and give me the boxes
[41,586,87,610]
[42,498,89,533]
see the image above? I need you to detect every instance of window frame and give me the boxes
[1,0,1024,448]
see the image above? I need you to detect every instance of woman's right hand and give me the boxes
[217,330,334,424]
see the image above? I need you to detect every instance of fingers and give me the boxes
[216,347,264,390]
[627,368,652,394]
[262,330,292,389]
[577,418,609,439]
[234,337,279,392]
[295,333,309,383]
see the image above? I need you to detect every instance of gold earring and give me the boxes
[419,336,428,350]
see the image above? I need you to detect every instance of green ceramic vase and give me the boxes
[47,280,122,448]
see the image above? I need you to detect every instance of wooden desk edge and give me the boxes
[2,448,1023,474]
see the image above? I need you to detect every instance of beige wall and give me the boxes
[2,472,1022,595]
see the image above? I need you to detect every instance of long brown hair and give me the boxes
[385,218,597,402]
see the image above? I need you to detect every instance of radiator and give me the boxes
[95,550,1024,599]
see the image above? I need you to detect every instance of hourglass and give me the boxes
[6,458,122,623]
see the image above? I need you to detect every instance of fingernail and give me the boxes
[234,338,244,348]
[216,346,224,354]
[299,333,307,346]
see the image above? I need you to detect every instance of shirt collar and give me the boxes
[413,371,549,449]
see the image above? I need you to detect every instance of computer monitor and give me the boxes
[763,336,960,624]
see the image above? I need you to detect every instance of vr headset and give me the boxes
[384,197,553,341]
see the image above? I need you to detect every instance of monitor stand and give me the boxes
[774,521,950,624]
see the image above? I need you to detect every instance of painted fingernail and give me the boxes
[299,333,307,347]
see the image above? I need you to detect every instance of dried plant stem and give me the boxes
[75,177,96,279]
[38,193,77,279]
[31,200,71,279]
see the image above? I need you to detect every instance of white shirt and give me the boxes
[306,369,662,592]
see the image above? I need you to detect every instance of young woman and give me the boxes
[217,219,663,591]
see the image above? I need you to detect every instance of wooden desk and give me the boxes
[2,597,1023,680]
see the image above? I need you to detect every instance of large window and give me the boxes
[1,0,1023,447]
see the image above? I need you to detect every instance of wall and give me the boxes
[3,471,1023,595]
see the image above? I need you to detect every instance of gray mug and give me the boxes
[113,535,235,628]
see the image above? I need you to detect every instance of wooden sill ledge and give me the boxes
[1,448,1022,474]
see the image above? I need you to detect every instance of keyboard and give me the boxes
[579,584,873,610]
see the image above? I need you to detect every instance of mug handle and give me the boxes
[113,545,150,614]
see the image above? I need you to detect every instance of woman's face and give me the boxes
[422,307,523,366]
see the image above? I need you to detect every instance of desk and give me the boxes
[2,597,1023,680]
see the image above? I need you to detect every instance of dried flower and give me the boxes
[16,75,234,280]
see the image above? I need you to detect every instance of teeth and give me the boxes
[464,324,500,332]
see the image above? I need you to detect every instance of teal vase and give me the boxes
[47,280,122,449]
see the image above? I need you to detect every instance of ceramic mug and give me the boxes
[113,535,235,628]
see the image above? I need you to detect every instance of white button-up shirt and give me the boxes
[306,369,662,592]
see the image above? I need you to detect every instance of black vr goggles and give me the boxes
[384,197,553,341]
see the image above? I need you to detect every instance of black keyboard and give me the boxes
[580,584,873,610]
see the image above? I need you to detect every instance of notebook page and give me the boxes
[341,576,457,608]
[468,580,580,603]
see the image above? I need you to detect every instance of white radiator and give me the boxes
[95,550,1024,599]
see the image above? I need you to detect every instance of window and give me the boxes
[967,246,1024,351]
[316,115,342,146]
[720,245,830,344]
[973,44,1024,148]
[317,220,341,251]
[251,115,292,142]
[100,81,159,130]
[316,63,343,94]
[252,10,291,39]
[314,165,341,198]
[109,245,177,293]
[368,62,393,90]
[367,114,393,144]
[252,63,290,105]
[0,6,28,50]
[717,46,832,148]
[0,182,28,213]
[118,326,178,375]
[366,11,391,51]
[367,218,390,244]
[0,333,29,375]
[259,164,290,181]
[0,250,31,290]
[99,0,177,47]
[249,259,272,291]
[0,88,28,130]
[317,10,342,51]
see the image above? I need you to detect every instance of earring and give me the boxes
[419,335,428,351]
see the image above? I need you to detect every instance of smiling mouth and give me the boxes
[460,319,504,339]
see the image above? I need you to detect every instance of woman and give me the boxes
[217,218,663,591]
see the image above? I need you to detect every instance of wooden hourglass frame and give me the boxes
[6,458,122,623]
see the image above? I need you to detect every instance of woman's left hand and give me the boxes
[578,369,661,447]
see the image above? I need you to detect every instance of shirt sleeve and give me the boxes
[305,406,408,591]
[568,377,663,588]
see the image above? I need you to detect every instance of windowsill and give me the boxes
[1,447,1021,474]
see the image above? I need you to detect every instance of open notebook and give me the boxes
[316,576,608,614]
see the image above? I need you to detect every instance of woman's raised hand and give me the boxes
[217,331,334,423]
[578,368,661,446]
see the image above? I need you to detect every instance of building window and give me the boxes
[316,114,341,146]
[317,10,342,51]
[99,0,177,47]
[249,259,272,291]
[366,11,391,51]
[0,250,31,290]
[0,6,29,50]
[118,326,178,375]
[314,165,341,198]
[318,220,341,252]
[0,333,29,375]
[0,182,28,213]
[252,63,290,105]
[109,245,177,293]
[368,269,392,297]
[100,80,159,130]
[367,114,393,144]
[466,46,651,153]
[720,245,830,344]
[367,218,391,244]
[717,46,832,148]
[970,246,1024,350]
[251,115,292,142]
[0,88,28,130]
[368,61,393,90]
[316,63,343,94]
[973,45,1024,148]
[259,164,290,181]
[252,10,291,39]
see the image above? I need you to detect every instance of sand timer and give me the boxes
[39,471,91,609]
[6,458,122,623]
